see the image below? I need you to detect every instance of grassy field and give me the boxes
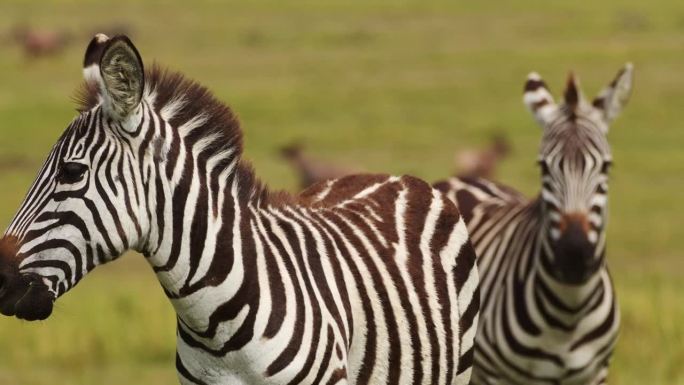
[0,0,683,384]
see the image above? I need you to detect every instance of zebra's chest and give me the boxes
[475,331,614,385]
[473,294,619,385]
[522,336,613,384]
[475,272,620,385]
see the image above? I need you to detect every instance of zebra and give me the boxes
[0,34,480,385]
[434,64,633,385]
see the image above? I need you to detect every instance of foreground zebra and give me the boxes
[434,65,633,385]
[0,34,480,385]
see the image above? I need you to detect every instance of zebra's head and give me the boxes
[523,64,633,284]
[0,35,150,320]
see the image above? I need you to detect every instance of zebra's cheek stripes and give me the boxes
[1,104,151,312]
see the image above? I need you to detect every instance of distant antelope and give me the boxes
[280,141,358,190]
[0,34,480,384]
[454,134,511,179]
[10,25,72,59]
[435,64,633,385]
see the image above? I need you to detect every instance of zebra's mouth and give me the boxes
[0,273,54,321]
[551,258,602,285]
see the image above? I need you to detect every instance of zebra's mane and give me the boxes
[77,65,243,149]
[76,65,294,208]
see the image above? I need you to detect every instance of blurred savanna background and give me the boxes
[0,0,682,384]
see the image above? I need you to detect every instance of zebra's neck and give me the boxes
[141,141,265,334]
[131,106,267,304]
[113,68,293,336]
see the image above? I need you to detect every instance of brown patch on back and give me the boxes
[299,174,390,207]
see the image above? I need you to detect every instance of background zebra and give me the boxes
[434,64,633,385]
[0,34,479,385]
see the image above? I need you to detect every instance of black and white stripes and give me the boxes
[434,64,633,385]
[0,34,480,385]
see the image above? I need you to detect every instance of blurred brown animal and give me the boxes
[0,156,36,171]
[280,142,358,190]
[454,134,511,179]
[10,25,72,59]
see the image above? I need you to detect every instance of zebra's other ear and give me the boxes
[523,72,558,127]
[592,63,633,124]
[82,34,144,119]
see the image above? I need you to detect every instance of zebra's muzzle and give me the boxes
[0,236,55,321]
[550,218,601,284]
[0,272,54,321]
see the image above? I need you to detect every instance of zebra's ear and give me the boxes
[82,34,144,120]
[592,63,633,124]
[523,72,558,128]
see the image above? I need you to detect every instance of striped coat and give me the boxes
[434,65,633,385]
[172,174,480,384]
[0,34,480,385]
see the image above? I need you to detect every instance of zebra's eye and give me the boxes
[557,158,565,170]
[58,162,88,184]
[538,160,550,175]
[601,161,612,175]
[596,182,608,194]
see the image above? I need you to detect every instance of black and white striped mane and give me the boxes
[77,65,294,207]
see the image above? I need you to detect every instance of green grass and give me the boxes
[0,0,683,384]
